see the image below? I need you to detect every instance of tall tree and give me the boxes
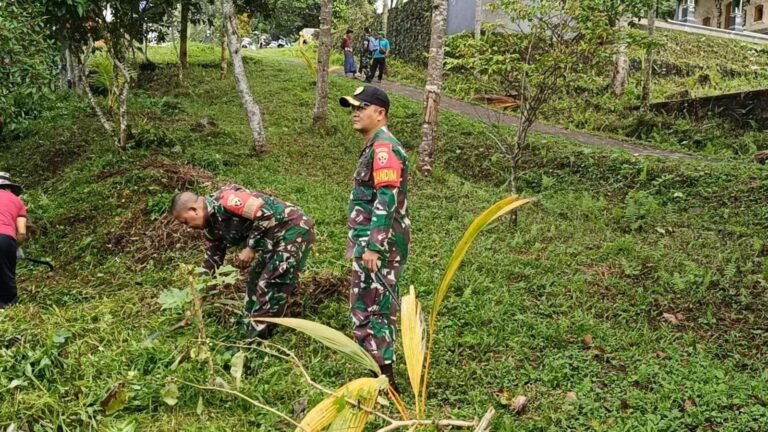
[220,26,228,79]
[0,2,57,136]
[450,0,612,201]
[180,0,190,71]
[382,0,389,33]
[611,20,629,96]
[313,0,332,127]
[222,0,267,153]
[417,0,448,176]
[598,0,656,96]
[641,1,657,107]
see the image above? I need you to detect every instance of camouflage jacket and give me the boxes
[203,185,314,271]
[347,126,410,262]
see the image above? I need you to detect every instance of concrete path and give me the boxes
[364,77,699,160]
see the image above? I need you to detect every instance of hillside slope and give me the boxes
[1,44,767,430]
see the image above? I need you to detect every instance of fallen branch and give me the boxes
[211,340,402,423]
[474,407,495,432]
[173,377,308,431]
[376,418,477,432]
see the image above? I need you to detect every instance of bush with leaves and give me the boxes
[386,0,432,64]
[0,2,57,137]
[446,0,615,198]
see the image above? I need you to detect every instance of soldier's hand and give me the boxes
[235,247,256,269]
[362,249,380,273]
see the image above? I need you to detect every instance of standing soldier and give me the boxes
[171,185,315,339]
[339,86,410,393]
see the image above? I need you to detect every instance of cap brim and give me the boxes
[339,96,362,108]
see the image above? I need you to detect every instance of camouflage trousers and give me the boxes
[350,258,405,365]
[244,226,315,338]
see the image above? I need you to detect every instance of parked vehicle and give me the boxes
[240,37,254,49]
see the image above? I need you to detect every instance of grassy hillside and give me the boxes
[386,28,768,159]
[1,43,767,431]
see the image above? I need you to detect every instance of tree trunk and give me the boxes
[313,0,332,127]
[475,0,483,39]
[180,0,189,71]
[611,21,629,97]
[81,41,116,144]
[70,49,82,93]
[382,0,389,34]
[114,58,131,150]
[222,0,267,153]
[144,31,150,62]
[59,40,70,90]
[417,0,448,176]
[220,26,228,80]
[641,3,656,108]
[65,44,80,91]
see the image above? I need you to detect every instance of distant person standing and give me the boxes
[366,31,390,84]
[342,29,357,79]
[358,28,376,79]
[0,172,27,309]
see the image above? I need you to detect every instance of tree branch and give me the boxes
[209,340,401,424]
[474,407,495,432]
[173,377,307,431]
[375,419,477,432]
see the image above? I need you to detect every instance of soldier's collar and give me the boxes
[205,197,217,216]
[366,126,389,147]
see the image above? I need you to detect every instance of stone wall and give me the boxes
[648,88,768,129]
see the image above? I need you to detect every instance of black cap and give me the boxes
[339,86,390,113]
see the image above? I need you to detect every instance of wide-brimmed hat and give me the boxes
[0,172,23,196]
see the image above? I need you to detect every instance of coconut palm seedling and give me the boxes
[256,194,533,431]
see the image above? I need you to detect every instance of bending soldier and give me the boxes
[171,185,315,338]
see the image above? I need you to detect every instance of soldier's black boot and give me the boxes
[379,363,401,396]
[246,322,276,341]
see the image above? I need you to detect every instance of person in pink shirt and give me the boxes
[0,172,27,308]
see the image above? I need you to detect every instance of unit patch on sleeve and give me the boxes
[372,142,402,188]
[220,191,264,219]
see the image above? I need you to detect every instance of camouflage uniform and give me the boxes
[347,127,410,366]
[204,185,315,337]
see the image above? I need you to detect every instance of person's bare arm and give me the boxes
[16,217,27,243]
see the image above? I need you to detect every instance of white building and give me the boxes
[675,0,768,33]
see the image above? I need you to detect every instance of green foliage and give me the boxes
[333,0,376,35]
[390,21,768,158]
[249,0,321,37]
[3,48,768,430]
[617,190,661,231]
[0,2,57,136]
[453,0,614,98]
[386,0,432,64]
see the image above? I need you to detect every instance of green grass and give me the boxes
[383,28,768,159]
[2,42,768,431]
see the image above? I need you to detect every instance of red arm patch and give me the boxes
[220,191,264,219]
[372,142,402,188]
